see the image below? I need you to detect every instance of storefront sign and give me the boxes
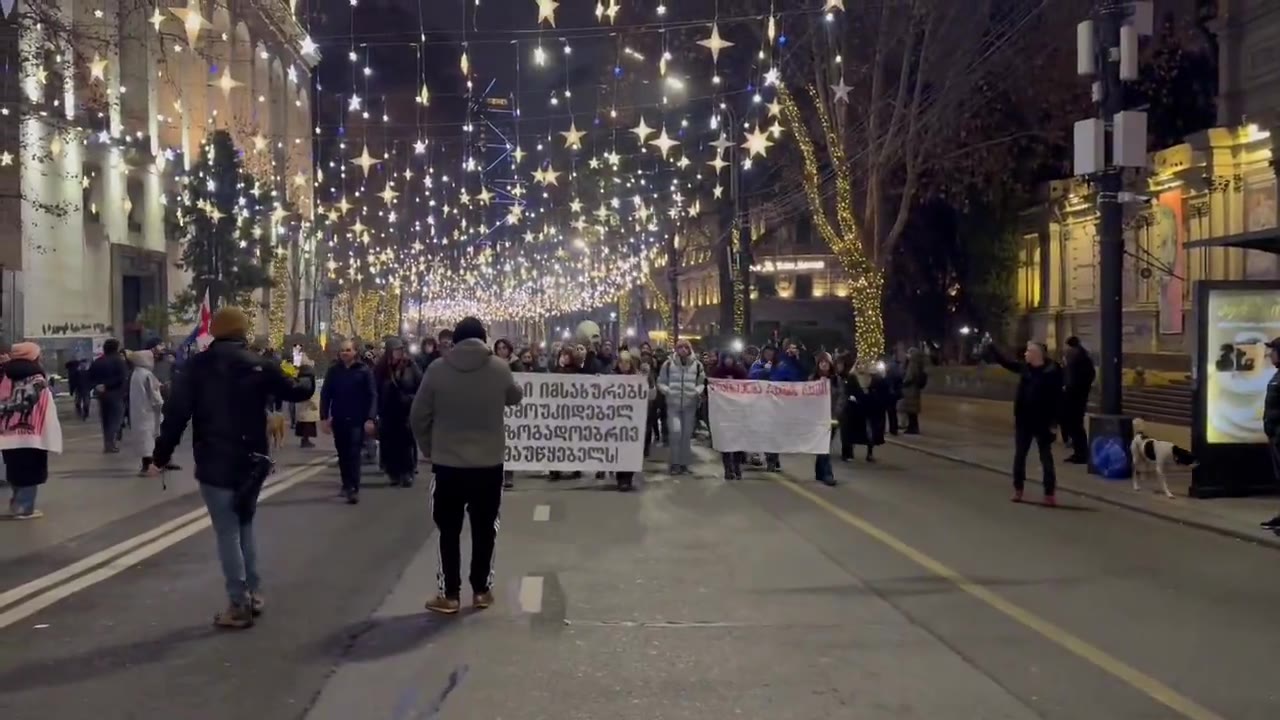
[1202,286,1280,444]
[503,374,648,471]
[707,379,831,454]
[751,259,826,273]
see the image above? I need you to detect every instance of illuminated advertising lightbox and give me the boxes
[1203,287,1280,444]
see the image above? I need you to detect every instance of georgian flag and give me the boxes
[178,289,213,362]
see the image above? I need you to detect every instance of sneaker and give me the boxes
[1043,494,1058,508]
[473,591,494,609]
[723,471,734,480]
[733,471,743,481]
[1011,489,1024,503]
[425,595,461,615]
[819,476,837,487]
[11,510,44,520]
[249,592,266,616]
[668,465,679,475]
[1261,515,1280,530]
[213,603,255,629]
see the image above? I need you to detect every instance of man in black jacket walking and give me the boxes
[988,340,1064,506]
[321,340,377,504]
[1060,336,1096,464]
[88,338,129,453]
[151,307,316,629]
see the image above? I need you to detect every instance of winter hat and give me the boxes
[453,316,487,344]
[129,350,155,369]
[9,342,40,362]
[210,307,251,341]
[384,337,405,352]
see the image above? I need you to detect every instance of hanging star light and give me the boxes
[293,172,308,187]
[767,14,777,42]
[542,166,562,186]
[512,146,527,165]
[351,218,367,235]
[710,133,734,152]
[830,78,853,103]
[824,0,845,10]
[763,67,780,87]
[416,83,430,105]
[460,49,470,77]
[168,0,210,49]
[631,117,656,143]
[741,127,774,158]
[506,204,524,225]
[0,151,12,166]
[149,7,165,32]
[647,127,680,159]
[300,35,319,57]
[87,53,108,82]
[707,153,729,174]
[767,100,783,118]
[713,184,724,199]
[569,198,584,214]
[604,0,620,24]
[350,144,381,175]
[536,0,559,27]
[378,183,400,205]
[476,187,493,206]
[697,23,734,63]
[209,67,243,97]
[251,133,269,152]
[677,155,691,170]
[271,205,291,226]
[560,120,587,150]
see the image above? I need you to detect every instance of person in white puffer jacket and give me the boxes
[657,339,705,475]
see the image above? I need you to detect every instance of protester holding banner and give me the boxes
[812,353,842,486]
[548,347,586,481]
[658,339,706,475]
[761,343,809,473]
[611,353,645,491]
[709,353,748,480]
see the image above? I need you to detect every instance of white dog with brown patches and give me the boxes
[1130,419,1197,499]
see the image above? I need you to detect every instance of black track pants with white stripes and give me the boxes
[431,465,504,598]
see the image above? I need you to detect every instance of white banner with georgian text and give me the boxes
[708,379,832,455]
[504,373,648,472]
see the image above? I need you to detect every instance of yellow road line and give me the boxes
[772,476,1225,720]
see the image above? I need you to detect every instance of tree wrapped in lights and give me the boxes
[171,130,274,314]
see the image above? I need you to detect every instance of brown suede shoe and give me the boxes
[249,592,265,616]
[213,603,255,629]
[425,595,461,615]
[473,591,494,610]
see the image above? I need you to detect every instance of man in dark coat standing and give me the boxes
[1060,336,1095,464]
[988,340,1064,506]
[88,338,129,453]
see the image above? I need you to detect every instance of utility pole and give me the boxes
[1096,2,1127,417]
[667,231,680,343]
[1076,1,1153,470]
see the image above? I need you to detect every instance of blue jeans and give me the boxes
[814,428,837,484]
[98,396,124,449]
[9,486,37,515]
[200,484,260,605]
[667,403,699,468]
[333,419,366,493]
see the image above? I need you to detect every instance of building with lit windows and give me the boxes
[0,0,316,356]
[639,208,855,347]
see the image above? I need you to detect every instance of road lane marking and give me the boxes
[0,462,330,629]
[518,576,544,614]
[772,476,1226,720]
[532,505,551,522]
[0,456,333,615]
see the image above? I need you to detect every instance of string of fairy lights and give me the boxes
[308,0,847,326]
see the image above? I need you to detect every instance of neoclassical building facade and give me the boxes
[0,0,316,355]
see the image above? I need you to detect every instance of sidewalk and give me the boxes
[897,395,1280,550]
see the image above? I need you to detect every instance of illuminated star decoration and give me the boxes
[647,127,680,159]
[168,0,211,49]
[767,100,783,118]
[87,53,108,82]
[0,151,12,166]
[413,138,427,154]
[697,23,734,63]
[536,0,559,27]
[560,120,587,150]
[336,196,353,214]
[416,83,430,105]
[707,153,729,174]
[824,0,845,10]
[763,67,780,87]
[210,67,243,98]
[251,133,269,152]
[377,183,399,205]
[148,7,165,32]
[350,144,381,176]
[348,94,362,112]
[631,117,656,144]
[710,133,734,152]
[830,78,853,103]
[741,127,774,159]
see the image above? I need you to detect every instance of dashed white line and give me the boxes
[532,504,551,522]
[518,576,544,614]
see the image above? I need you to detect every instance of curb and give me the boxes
[887,438,1280,552]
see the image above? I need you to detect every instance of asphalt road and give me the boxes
[1,436,1277,719]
